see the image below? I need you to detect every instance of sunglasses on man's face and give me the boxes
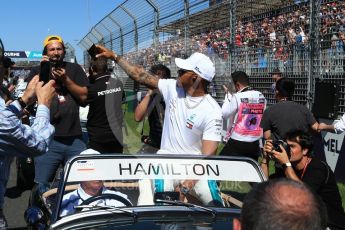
[177,69,192,76]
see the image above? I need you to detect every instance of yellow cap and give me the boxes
[43,35,64,47]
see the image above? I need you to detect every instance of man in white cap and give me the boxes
[96,46,222,156]
[96,45,223,206]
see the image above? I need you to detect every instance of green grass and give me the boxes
[338,182,345,209]
[122,108,149,153]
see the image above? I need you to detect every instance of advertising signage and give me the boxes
[4,51,42,59]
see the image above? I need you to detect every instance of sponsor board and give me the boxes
[67,158,262,182]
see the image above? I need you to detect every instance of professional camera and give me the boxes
[272,140,291,159]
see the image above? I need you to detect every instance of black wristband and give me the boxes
[17,97,27,109]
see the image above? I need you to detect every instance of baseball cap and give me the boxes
[175,52,215,82]
[43,35,64,47]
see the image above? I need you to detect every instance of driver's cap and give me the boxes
[43,35,64,48]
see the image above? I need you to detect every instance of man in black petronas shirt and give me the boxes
[27,35,88,193]
[56,56,124,153]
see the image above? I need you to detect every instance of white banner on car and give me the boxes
[66,158,262,182]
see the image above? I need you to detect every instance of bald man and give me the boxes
[233,179,327,230]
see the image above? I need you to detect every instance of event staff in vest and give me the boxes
[53,56,124,153]
[27,35,89,194]
[220,71,266,160]
[94,44,223,206]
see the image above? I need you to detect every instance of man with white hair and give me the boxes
[96,45,223,206]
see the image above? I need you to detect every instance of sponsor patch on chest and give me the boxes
[186,114,197,129]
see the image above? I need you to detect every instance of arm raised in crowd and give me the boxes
[95,45,159,89]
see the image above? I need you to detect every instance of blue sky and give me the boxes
[0,0,122,63]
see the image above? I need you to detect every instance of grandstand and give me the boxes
[78,0,345,117]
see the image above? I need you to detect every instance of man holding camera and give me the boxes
[263,130,345,229]
[27,35,89,193]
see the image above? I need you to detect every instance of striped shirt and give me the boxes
[0,97,54,157]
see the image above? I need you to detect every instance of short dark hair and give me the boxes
[241,179,327,230]
[275,78,295,99]
[90,56,108,73]
[149,64,171,79]
[285,130,313,155]
[231,71,249,86]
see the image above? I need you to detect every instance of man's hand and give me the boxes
[41,55,50,62]
[51,67,67,83]
[95,45,117,61]
[36,80,56,108]
[222,85,228,94]
[21,75,39,105]
[264,140,289,165]
[176,180,197,202]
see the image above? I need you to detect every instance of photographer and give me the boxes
[262,130,345,229]
[27,35,89,194]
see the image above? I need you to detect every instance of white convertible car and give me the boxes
[25,154,266,230]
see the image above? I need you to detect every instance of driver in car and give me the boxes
[60,180,132,217]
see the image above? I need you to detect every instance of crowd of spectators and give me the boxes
[122,0,345,73]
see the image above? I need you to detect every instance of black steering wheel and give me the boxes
[80,193,133,207]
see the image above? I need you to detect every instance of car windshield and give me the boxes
[49,154,266,228]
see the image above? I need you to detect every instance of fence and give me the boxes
[78,0,345,117]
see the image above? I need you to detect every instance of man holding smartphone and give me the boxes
[27,35,89,194]
[0,37,57,228]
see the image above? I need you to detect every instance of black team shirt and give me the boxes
[28,62,89,137]
[85,73,124,146]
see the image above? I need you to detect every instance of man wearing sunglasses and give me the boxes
[95,45,223,206]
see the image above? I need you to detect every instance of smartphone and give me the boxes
[39,61,51,84]
[52,60,64,69]
[88,44,99,60]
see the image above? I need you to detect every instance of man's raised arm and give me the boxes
[96,45,159,89]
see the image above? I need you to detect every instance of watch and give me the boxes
[282,162,292,169]
[180,186,190,195]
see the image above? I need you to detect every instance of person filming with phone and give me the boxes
[27,35,89,195]
[262,130,345,229]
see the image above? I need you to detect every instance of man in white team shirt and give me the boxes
[220,71,266,161]
[96,45,223,206]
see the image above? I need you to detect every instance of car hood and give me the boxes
[50,206,240,230]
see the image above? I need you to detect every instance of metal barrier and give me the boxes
[77,0,345,182]
[78,0,345,116]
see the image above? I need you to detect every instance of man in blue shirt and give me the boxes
[0,44,56,228]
